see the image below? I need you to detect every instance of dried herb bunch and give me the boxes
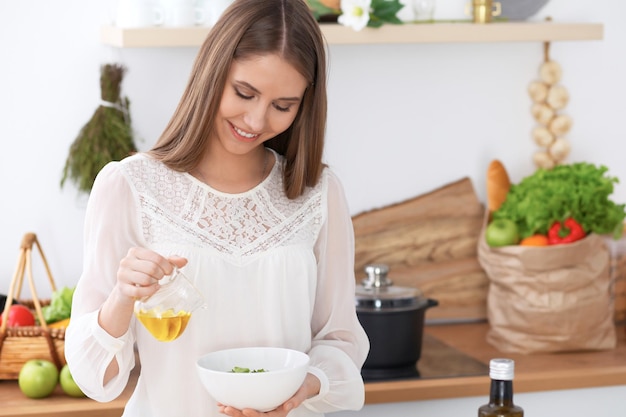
[61,63,137,193]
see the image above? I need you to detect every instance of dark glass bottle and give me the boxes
[478,358,524,417]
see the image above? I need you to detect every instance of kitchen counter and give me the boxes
[0,322,624,416]
[365,321,626,404]
[0,367,138,417]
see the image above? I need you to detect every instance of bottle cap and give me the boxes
[489,358,515,380]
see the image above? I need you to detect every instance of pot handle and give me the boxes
[426,298,439,309]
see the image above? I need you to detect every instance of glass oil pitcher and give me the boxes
[134,268,205,342]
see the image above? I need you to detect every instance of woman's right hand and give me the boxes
[98,248,188,335]
[115,247,188,304]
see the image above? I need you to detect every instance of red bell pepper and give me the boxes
[548,218,586,245]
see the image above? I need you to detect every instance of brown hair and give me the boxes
[148,0,327,199]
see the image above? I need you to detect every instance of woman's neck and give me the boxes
[193,147,271,193]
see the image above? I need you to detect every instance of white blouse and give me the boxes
[65,150,370,417]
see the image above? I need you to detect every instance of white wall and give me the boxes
[1,2,624,291]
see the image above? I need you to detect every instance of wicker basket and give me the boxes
[0,233,66,380]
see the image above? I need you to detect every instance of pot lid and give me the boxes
[355,264,426,310]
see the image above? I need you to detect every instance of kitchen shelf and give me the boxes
[100,21,603,48]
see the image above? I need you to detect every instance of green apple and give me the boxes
[59,364,85,397]
[18,359,59,399]
[485,219,520,247]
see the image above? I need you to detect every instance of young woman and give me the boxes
[65,1,370,416]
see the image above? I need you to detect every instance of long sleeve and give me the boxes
[304,170,370,413]
[65,162,142,402]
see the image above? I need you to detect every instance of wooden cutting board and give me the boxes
[352,177,626,324]
[352,177,489,322]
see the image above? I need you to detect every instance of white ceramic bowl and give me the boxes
[196,347,310,412]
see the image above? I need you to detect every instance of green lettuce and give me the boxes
[492,162,626,239]
[42,286,75,324]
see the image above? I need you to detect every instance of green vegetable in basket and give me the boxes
[42,286,75,324]
[492,162,626,239]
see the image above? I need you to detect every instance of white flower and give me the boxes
[338,0,371,31]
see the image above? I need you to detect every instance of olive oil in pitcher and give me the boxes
[478,358,524,417]
[135,308,192,342]
[134,268,205,342]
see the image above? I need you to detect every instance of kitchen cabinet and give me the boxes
[0,322,623,417]
[100,21,603,48]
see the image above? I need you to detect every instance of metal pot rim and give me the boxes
[355,293,437,312]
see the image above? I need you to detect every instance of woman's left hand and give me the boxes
[218,373,321,417]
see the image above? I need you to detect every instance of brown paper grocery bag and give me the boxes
[477,227,616,354]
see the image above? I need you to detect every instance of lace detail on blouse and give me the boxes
[120,153,324,265]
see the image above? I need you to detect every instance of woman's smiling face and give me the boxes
[213,54,309,155]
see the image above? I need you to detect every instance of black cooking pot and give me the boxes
[355,264,438,380]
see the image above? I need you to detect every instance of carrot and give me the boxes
[519,234,549,246]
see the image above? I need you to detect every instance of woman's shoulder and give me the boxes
[91,154,143,188]
[117,152,181,180]
[289,164,344,209]
[98,152,157,174]
[321,165,341,183]
[95,153,186,196]
[317,164,345,195]
[265,150,345,204]
[89,155,144,198]
[117,152,162,170]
